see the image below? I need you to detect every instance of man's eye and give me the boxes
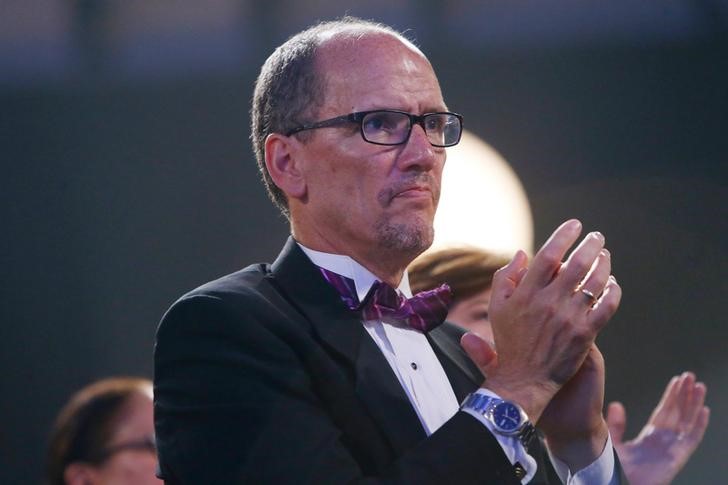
[364,116,386,131]
[363,112,408,133]
[426,117,444,131]
[364,114,399,132]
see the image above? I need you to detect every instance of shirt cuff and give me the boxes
[461,389,537,484]
[547,432,619,485]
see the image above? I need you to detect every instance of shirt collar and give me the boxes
[297,242,414,302]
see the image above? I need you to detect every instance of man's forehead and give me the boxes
[306,29,445,119]
[318,34,437,89]
[318,29,427,67]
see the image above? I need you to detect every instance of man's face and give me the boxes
[292,33,448,264]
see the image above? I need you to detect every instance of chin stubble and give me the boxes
[374,216,434,255]
[374,172,439,255]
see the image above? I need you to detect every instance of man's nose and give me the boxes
[397,124,438,171]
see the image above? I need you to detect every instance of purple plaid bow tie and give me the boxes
[319,267,452,332]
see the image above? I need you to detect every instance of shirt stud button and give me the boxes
[410,362,418,370]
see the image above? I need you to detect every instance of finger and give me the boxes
[553,231,606,293]
[659,375,682,407]
[677,372,698,424]
[461,332,498,371]
[662,372,696,430]
[490,250,528,305]
[683,380,707,430]
[649,375,681,426]
[586,275,621,331]
[606,401,627,445]
[692,381,707,409]
[685,406,710,447]
[573,249,611,308]
[513,266,529,287]
[518,219,582,292]
[655,372,694,429]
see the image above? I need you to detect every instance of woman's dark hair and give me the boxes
[45,377,152,485]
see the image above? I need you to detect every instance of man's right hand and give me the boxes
[460,219,621,472]
[477,219,621,424]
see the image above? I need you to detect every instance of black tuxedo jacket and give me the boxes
[153,238,567,484]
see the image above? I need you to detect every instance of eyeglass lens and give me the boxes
[361,111,461,147]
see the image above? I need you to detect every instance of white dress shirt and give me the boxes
[299,243,617,484]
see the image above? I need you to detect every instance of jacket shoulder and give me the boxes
[156,261,300,341]
[183,262,272,301]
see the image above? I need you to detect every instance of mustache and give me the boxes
[377,172,439,207]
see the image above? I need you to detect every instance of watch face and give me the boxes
[492,402,523,432]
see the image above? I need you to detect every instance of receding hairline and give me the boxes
[322,32,429,81]
[314,23,425,57]
[310,26,436,111]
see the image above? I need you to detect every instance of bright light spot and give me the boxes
[431,130,534,256]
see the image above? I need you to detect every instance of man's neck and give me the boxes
[289,216,428,286]
[292,237,413,287]
[352,252,408,287]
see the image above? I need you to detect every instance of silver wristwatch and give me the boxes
[461,392,536,448]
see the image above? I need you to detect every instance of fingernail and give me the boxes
[592,231,605,243]
[601,248,611,258]
[567,219,582,231]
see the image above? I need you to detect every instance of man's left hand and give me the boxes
[539,344,610,472]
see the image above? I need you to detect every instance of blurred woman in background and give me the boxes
[46,377,161,485]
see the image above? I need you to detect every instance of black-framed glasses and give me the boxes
[286,109,463,147]
[92,435,157,463]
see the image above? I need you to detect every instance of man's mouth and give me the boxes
[394,185,432,198]
[381,175,438,206]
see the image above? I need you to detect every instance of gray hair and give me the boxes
[250,17,411,217]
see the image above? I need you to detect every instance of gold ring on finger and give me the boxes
[579,288,598,306]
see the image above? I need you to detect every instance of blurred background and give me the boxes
[2,1,726,483]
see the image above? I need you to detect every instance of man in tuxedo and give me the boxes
[154,18,623,484]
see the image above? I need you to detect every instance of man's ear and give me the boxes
[64,462,98,485]
[264,133,307,200]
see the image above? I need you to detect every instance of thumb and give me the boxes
[606,401,627,444]
[461,332,498,372]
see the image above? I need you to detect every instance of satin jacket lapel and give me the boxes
[270,238,426,453]
[428,323,484,402]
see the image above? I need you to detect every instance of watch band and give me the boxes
[461,392,536,448]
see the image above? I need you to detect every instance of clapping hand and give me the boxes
[462,219,622,471]
[606,372,710,485]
